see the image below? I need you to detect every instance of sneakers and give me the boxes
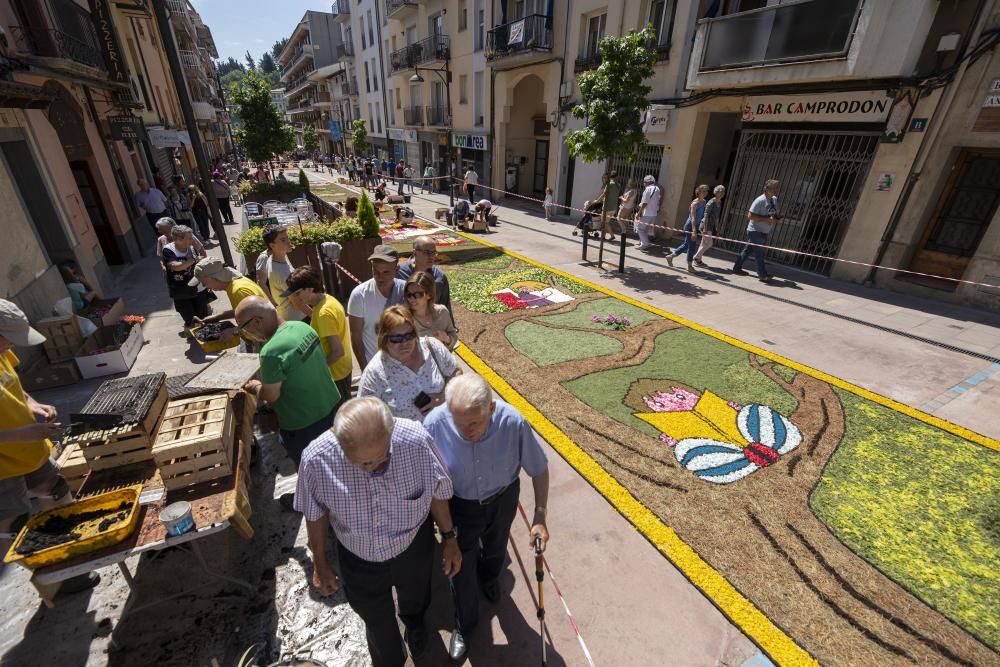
[638,244,652,252]
[572,230,578,236]
[687,263,696,274]
[694,260,707,267]
[666,254,674,267]
[732,269,748,276]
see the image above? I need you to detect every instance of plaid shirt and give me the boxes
[294,418,454,562]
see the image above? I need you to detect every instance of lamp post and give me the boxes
[410,62,454,208]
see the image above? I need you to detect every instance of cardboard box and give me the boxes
[74,324,144,379]
[80,297,125,328]
[19,356,81,392]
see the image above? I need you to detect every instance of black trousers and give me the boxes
[337,518,434,667]
[173,292,212,327]
[217,197,235,223]
[449,478,520,632]
[334,375,353,414]
[279,408,335,467]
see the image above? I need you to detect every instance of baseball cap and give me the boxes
[0,299,46,347]
[643,175,655,184]
[188,257,242,286]
[368,245,399,263]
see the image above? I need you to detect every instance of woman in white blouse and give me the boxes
[357,306,462,421]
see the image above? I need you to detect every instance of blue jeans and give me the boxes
[672,220,698,263]
[734,230,769,277]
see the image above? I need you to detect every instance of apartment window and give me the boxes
[368,102,374,130]
[584,13,607,59]
[388,90,395,124]
[396,88,401,109]
[647,0,675,51]
[372,58,379,91]
[430,13,445,38]
[361,18,367,49]
[376,106,383,134]
[514,0,546,18]
[364,61,371,92]
[367,10,375,47]
[476,6,485,50]
[459,0,468,31]
[473,71,484,126]
[459,74,468,104]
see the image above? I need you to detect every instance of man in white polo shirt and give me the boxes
[347,245,406,370]
[463,166,479,202]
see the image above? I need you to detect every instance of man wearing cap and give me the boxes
[189,257,268,344]
[396,237,452,316]
[347,245,406,371]
[210,171,235,224]
[0,300,99,593]
[636,175,662,251]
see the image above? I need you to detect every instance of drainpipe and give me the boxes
[865,0,994,286]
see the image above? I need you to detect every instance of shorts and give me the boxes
[0,458,60,521]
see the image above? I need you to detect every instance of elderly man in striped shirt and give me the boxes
[294,397,461,666]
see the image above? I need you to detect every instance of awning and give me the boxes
[147,128,180,148]
[0,80,57,109]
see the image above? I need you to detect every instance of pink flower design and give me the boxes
[642,388,700,413]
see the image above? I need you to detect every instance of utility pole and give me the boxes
[152,0,234,266]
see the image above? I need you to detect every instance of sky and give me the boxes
[190,0,333,65]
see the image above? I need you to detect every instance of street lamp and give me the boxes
[409,64,454,208]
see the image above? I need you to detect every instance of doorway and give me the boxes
[71,161,123,265]
[909,149,1000,282]
[533,140,548,194]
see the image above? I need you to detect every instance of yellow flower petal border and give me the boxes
[444,230,1000,666]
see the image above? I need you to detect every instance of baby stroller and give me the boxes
[572,199,603,238]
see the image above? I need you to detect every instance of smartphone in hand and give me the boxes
[413,392,432,409]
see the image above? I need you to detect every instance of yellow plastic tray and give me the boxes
[4,484,143,568]
[188,323,241,354]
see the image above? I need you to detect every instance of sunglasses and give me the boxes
[405,291,426,300]
[235,315,259,336]
[417,248,437,256]
[387,330,417,344]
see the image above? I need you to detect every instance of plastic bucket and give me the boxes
[160,501,194,537]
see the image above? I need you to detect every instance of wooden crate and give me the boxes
[35,316,83,363]
[68,383,168,471]
[55,444,90,494]
[152,394,235,491]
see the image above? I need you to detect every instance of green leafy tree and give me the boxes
[565,27,657,170]
[298,168,310,192]
[271,37,290,61]
[263,70,281,89]
[216,56,244,78]
[230,71,295,164]
[220,68,246,94]
[244,51,256,71]
[351,119,368,156]
[258,52,276,74]
[356,190,380,238]
[302,124,320,153]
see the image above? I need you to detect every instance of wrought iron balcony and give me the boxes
[280,45,312,76]
[486,15,553,61]
[574,51,600,72]
[284,71,315,94]
[386,0,417,19]
[403,106,424,126]
[332,0,351,22]
[341,80,359,96]
[336,42,355,61]
[8,0,107,73]
[697,0,861,71]
[390,34,450,73]
[426,105,449,127]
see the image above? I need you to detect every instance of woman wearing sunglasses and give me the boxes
[405,271,458,349]
[357,306,461,421]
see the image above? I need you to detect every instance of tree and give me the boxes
[298,169,310,192]
[229,71,295,164]
[565,27,657,169]
[216,56,244,78]
[356,190,379,238]
[244,51,256,71]
[302,124,320,154]
[351,119,368,156]
[262,70,281,89]
[220,68,247,94]
[259,52,276,74]
[271,37,289,62]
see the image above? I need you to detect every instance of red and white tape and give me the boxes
[334,262,362,285]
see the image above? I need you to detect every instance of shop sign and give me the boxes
[509,20,525,45]
[389,128,417,142]
[88,0,128,85]
[453,133,488,151]
[642,106,669,135]
[147,128,180,148]
[742,90,892,124]
[108,115,147,141]
[973,78,1000,132]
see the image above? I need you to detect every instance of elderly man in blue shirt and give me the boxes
[396,235,452,315]
[423,373,550,661]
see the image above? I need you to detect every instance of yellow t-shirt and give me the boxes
[225,276,267,310]
[311,294,353,381]
[0,351,53,480]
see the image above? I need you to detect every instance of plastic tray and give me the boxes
[4,484,143,568]
[188,323,241,354]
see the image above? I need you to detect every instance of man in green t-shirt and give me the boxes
[237,297,339,476]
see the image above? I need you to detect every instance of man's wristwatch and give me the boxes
[441,527,458,541]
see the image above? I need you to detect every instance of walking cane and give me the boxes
[534,536,547,666]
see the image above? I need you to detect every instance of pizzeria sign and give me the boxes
[742,90,892,124]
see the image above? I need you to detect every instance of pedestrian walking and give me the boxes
[600,171,622,242]
[543,186,554,220]
[294,397,460,666]
[423,373,550,661]
[347,156,357,183]
[636,175,662,251]
[694,185,725,267]
[404,164,415,193]
[161,225,211,327]
[347,245,407,369]
[667,184,710,273]
[187,184,212,242]
[422,163,435,194]
[463,166,479,202]
[211,171,235,224]
[733,179,781,282]
[617,178,639,236]
[134,178,169,232]
[364,159,375,189]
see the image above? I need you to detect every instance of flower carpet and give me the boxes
[429,242,1000,666]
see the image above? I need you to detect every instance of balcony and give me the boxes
[486,15,552,62]
[403,106,424,126]
[280,45,313,77]
[193,101,216,121]
[426,105,448,127]
[336,42,355,62]
[574,51,600,73]
[178,49,200,70]
[284,70,315,94]
[314,91,331,104]
[386,0,418,19]
[390,35,450,73]
[8,0,107,76]
[341,80,359,96]
[112,87,142,109]
[332,0,351,23]
[196,25,218,58]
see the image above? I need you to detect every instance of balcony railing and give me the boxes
[178,49,200,70]
[8,0,108,72]
[486,15,553,61]
[284,70,315,93]
[403,106,424,126]
[574,51,600,72]
[165,0,187,15]
[426,106,448,127]
[386,0,417,18]
[341,80,359,96]
[332,0,351,20]
[336,43,355,60]
[698,0,861,71]
[280,45,312,76]
[390,34,450,73]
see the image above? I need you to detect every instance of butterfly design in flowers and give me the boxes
[634,387,802,484]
